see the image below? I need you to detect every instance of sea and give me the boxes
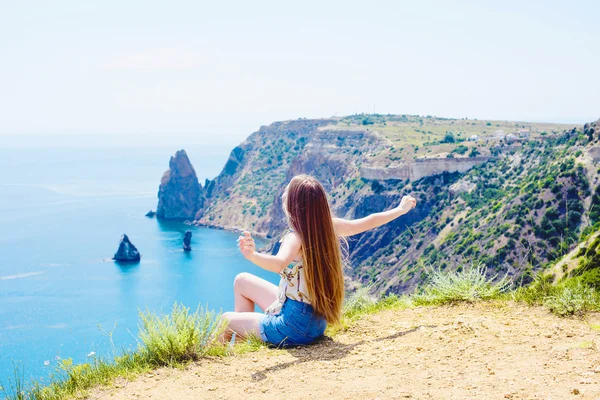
[0,133,277,388]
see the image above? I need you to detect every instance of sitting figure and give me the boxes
[222,174,417,346]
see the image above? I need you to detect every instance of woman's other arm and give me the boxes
[238,231,301,273]
[333,195,417,237]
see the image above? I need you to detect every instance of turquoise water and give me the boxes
[0,139,277,387]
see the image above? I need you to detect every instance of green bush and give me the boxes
[543,283,600,316]
[579,269,600,289]
[441,132,456,144]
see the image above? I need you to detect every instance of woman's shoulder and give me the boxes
[280,230,302,262]
[280,229,300,244]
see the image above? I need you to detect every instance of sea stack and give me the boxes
[157,150,205,219]
[113,234,141,262]
[145,210,156,218]
[183,230,192,252]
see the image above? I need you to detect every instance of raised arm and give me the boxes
[238,231,301,273]
[333,195,417,237]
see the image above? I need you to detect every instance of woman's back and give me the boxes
[266,258,310,314]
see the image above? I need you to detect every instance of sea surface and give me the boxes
[0,135,277,387]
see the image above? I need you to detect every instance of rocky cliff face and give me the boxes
[360,157,490,181]
[193,119,389,235]
[157,150,204,219]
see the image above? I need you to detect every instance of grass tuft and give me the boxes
[543,283,598,316]
[513,274,600,315]
[138,303,226,365]
[414,264,511,305]
[342,285,377,316]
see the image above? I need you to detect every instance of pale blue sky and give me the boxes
[1,0,598,143]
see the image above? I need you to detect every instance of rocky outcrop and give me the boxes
[360,157,490,181]
[449,180,476,195]
[183,230,192,252]
[113,234,141,262]
[157,150,204,219]
[145,210,156,218]
[194,119,348,230]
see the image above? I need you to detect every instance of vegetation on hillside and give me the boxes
[324,114,572,162]
[354,121,600,295]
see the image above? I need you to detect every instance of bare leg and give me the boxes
[234,272,278,312]
[220,273,278,342]
[221,311,265,342]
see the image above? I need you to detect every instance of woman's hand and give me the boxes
[398,195,417,213]
[237,231,256,259]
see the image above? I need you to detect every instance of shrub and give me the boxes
[414,264,511,304]
[543,283,600,316]
[452,145,468,155]
[442,132,456,144]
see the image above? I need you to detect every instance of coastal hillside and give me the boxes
[157,115,597,295]
[94,302,600,399]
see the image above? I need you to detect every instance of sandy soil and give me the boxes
[91,302,600,400]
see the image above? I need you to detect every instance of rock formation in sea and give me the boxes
[157,150,205,219]
[113,234,141,262]
[145,210,156,218]
[183,230,192,252]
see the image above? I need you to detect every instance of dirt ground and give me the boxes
[91,302,600,400]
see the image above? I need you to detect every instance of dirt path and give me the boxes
[91,303,600,399]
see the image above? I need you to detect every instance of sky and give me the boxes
[1,0,598,144]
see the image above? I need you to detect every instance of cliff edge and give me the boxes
[93,302,600,399]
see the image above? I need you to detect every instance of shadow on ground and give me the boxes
[251,325,436,382]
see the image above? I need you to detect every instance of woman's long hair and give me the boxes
[285,175,344,324]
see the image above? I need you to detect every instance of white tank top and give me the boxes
[265,259,311,315]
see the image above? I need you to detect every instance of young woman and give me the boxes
[221,174,417,346]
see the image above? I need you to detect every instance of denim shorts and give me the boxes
[259,298,327,347]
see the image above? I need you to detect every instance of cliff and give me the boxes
[194,119,389,237]
[157,150,204,219]
[157,115,587,295]
[360,156,491,181]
